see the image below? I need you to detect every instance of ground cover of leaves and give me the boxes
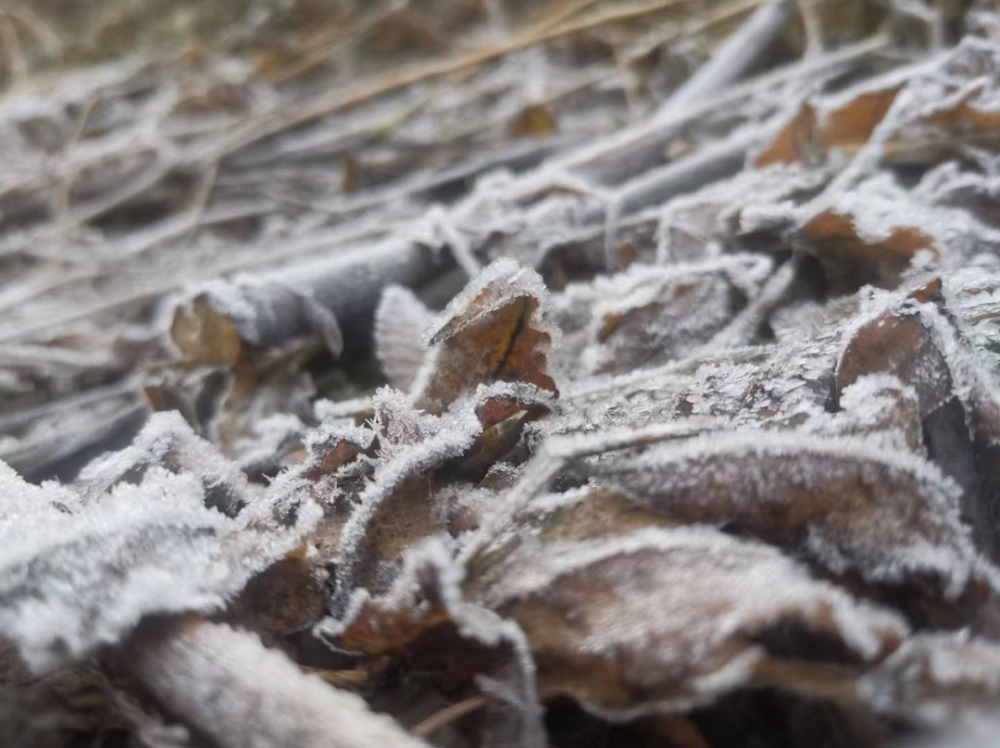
[5,1,1000,747]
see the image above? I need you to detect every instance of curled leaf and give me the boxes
[595,431,982,598]
[479,526,906,716]
[413,259,558,412]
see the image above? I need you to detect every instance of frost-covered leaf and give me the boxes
[754,78,903,167]
[568,256,772,376]
[328,539,547,748]
[475,526,907,716]
[594,431,985,599]
[331,389,489,598]
[756,39,1000,170]
[375,285,433,391]
[0,413,320,673]
[837,302,1000,559]
[861,633,1000,724]
[412,259,558,412]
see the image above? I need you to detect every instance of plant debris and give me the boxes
[5,1,1000,747]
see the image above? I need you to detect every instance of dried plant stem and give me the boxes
[171,239,453,356]
[411,694,490,738]
[128,619,431,748]
[216,0,699,158]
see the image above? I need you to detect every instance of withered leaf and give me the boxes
[413,259,558,412]
[329,540,547,748]
[510,104,559,138]
[800,207,935,262]
[861,633,1000,724]
[837,304,999,560]
[0,413,320,673]
[169,299,243,367]
[478,526,906,716]
[595,431,983,598]
[374,285,433,391]
[577,257,771,375]
[754,83,901,167]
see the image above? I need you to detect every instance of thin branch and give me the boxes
[411,694,490,738]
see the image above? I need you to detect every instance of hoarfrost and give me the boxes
[0,415,321,673]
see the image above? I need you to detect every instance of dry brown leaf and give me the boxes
[861,633,1000,723]
[480,526,906,716]
[595,431,983,600]
[169,299,243,367]
[510,104,559,138]
[754,86,901,167]
[800,209,936,261]
[583,258,769,374]
[837,303,1000,562]
[413,259,558,412]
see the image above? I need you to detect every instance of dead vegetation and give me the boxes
[4,1,1000,747]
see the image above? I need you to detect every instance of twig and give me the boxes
[571,0,795,185]
[127,619,432,748]
[171,239,453,356]
[213,0,695,159]
[701,253,804,350]
[551,33,889,182]
[411,694,490,738]
[0,14,27,84]
[0,2,62,57]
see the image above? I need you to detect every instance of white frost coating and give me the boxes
[915,296,1000,422]
[326,537,548,748]
[0,416,322,673]
[839,373,920,415]
[372,386,447,453]
[466,380,557,425]
[78,410,248,506]
[600,430,978,593]
[0,469,229,673]
[825,373,924,452]
[134,621,432,748]
[483,526,906,716]
[0,459,79,518]
[234,413,306,473]
[313,395,373,423]
[861,633,1000,725]
[657,163,827,263]
[333,394,484,591]
[541,417,725,460]
[575,255,772,374]
[408,258,559,413]
[302,420,374,455]
[423,258,555,346]
[486,525,906,657]
[374,285,432,390]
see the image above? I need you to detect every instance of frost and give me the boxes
[595,431,980,594]
[861,633,1000,724]
[411,258,559,412]
[477,525,906,716]
[328,537,547,748]
[332,394,484,595]
[134,621,432,748]
[78,411,250,515]
[566,255,772,376]
[374,285,432,391]
[0,415,321,673]
[0,468,230,673]
[423,258,552,347]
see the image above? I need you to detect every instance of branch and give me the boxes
[128,619,430,748]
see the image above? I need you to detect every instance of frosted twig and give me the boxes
[128,619,431,748]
